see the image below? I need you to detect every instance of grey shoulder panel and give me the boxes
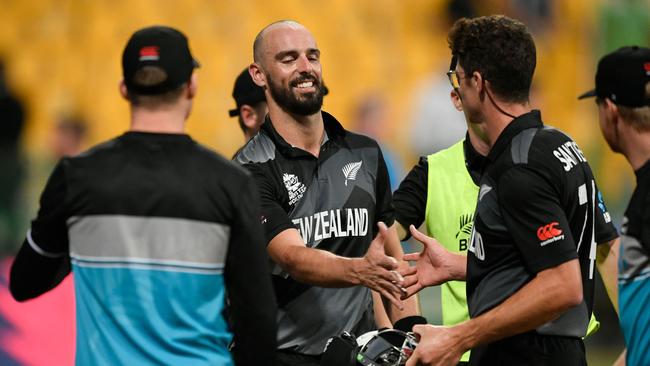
[234,133,276,164]
[510,127,539,165]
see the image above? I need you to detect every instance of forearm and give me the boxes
[596,238,619,313]
[372,291,392,328]
[396,222,408,241]
[383,224,420,321]
[10,239,70,301]
[282,245,363,287]
[452,260,583,352]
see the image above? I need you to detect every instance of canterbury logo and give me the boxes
[342,161,363,186]
[537,222,563,244]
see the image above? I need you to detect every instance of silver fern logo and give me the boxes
[342,161,363,186]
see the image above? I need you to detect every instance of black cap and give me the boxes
[229,68,266,117]
[579,46,650,107]
[122,25,199,95]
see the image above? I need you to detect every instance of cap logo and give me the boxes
[644,62,650,75]
[139,46,160,61]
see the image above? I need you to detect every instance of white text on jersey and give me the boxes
[292,208,369,244]
[553,141,587,172]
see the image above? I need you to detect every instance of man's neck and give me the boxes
[483,102,532,149]
[267,102,324,157]
[467,124,490,157]
[622,129,650,171]
[130,107,186,134]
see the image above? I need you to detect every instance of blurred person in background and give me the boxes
[579,45,650,366]
[407,0,476,157]
[236,20,422,366]
[0,60,26,256]
[229,67,268,144]
[401,15,618,365]
[352,94,405,190]
[49,115,88,159]
[9,25,277,366]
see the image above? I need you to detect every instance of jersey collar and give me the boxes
[487,109,543,162]
[463,133,487,185]
[635,158,650,181]
[260,111,346,158]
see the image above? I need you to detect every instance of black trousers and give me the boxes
[469,332,586,366]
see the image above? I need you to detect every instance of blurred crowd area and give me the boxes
[0,0,648,365]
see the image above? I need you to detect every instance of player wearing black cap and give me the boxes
[579,45,650,366]
[229,68,268,142]
[401,16,618,366]
[9,25,277,365]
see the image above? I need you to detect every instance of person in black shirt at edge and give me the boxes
[235,20,421,366]
[400,15,619,366]
[578,46,650,366]
[9,26,277,366]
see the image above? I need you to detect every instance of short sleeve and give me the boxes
[242,163,295,244]
[593,186,619,245]
[375,147,395,228]
[642,189,650,251]
[498,166,577,273]
[393,157,428,238]
[29,160,70,256]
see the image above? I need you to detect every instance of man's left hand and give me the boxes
[406,324,464,366]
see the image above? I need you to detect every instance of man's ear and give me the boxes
[119,80,128,100]
[450,90,463,111]
[240,104,258,130]
[473,71,485,95]
[249,63,267,88]
[188,72,199,99]
[603,98,620,128]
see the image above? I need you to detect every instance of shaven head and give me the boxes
[253,20,308,65]
[249,20,327,117]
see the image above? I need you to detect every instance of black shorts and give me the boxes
[469,331,586,366]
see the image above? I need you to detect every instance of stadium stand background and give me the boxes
[0,0,647,364]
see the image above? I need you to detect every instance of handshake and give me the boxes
[359,223,462,309]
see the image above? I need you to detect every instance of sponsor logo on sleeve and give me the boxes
[537,221,565,246]
[597,191,612,223]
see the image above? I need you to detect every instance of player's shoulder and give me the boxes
[503,124,588,184]
[234,130,277,165]
[187,142,255,186]
[339,129,381,150]
[508,125,576,165]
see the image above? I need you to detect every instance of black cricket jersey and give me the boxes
[10,132,277,366]
[618,159,650,365]
[467,111,618,359]
[235,112,395,355]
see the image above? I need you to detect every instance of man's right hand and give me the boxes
[400,225,467,298]
[353,222,406,309]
